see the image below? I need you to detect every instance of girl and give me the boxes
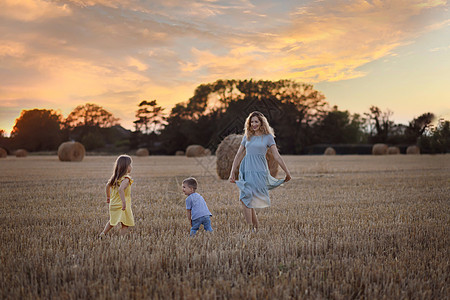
[100,155,135,236]
[229,111,291,232]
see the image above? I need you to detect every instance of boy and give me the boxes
[182,177,213,236]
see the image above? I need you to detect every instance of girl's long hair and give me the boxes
[107,155,132,187]
[244,111,275,140]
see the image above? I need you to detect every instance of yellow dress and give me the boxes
[109,175,135,226]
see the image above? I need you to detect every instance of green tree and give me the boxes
[405,113,435,144]
[11,109,63,151]
[160,79,328,154]
[419,119,450,153]
[314,106,366,144]
[364,106,394,143]
[63,103,120,148]
[64,103,119,128]
[80,129,105,151]
[0,129,12,152]
[134,100,166,134]
[170,79,326,120]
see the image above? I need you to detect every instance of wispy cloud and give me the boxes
[180,0,448,82]
[429,45,450,52]
[0,0,71,21]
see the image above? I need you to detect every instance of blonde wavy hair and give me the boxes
[108,154,132,187]
[244,111,275,140]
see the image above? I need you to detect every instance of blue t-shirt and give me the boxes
[185,192,212,220]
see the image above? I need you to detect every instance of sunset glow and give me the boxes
[1,0,449,133]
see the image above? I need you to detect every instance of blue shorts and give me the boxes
[190,215,213,236]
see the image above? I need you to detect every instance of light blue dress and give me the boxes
[236,134,285,208]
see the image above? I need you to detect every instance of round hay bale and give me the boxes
[216,134,243,179]
[324,147,336,155]
[58,141,85,162]
[0,147,7,158]
[265,147,279,177]
[15,149,28,157]
[136,148,149,157]
[372,143,388,155]
[186,145,209,157]
[175,150,185,156]
[216,134,279,180]
[406,145,420,155]
[387,146,400,155]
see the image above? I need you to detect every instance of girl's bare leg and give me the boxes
[101,221,113,235]
[119,223,129,235]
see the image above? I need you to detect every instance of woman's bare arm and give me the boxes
[229,145,246,183]
[270,145,291,182]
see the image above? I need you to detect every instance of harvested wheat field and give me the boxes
[1,154,449,299]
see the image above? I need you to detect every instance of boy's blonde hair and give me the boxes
[244,111,275,140]
[108,154,132,187]
[183,177,198,190]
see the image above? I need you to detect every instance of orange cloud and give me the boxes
[0,0,71,21]
[0,41,26,57]
[177,0,448,84]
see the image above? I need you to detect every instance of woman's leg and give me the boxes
[251,208,259,231]
[241,201,254,225]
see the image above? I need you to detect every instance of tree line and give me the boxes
[0,79,448,154]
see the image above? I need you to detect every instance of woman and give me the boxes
[229,111,291,231]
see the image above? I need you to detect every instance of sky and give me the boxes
[0,0,449,134]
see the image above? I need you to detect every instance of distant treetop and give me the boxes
[64,103,119,128]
